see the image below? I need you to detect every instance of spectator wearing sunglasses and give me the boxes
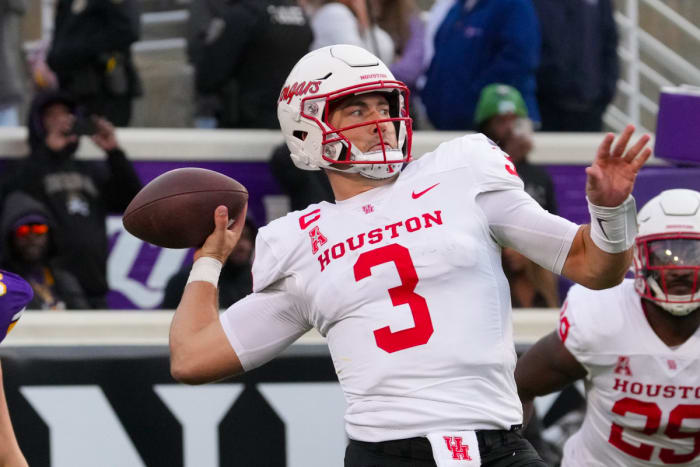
[0,91,142,308]
[0,191,89,310]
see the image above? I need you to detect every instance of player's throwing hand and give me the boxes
[195,205,247,264]
[585,124,652,207]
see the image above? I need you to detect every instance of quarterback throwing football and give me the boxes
[169,45,651,466]
[516,189,700,466]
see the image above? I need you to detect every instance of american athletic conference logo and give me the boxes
[444,436,472,460]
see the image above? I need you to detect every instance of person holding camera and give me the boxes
[0,91,142,308]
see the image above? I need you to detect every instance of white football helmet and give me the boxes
[633,189,700,316]
[277,44,412,180]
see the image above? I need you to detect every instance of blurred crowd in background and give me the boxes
[1,0,620,131]
[1,4,697,464]
[0,0,627,312]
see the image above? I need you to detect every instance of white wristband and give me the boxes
[587,195,638,254]
[186,257,223,286]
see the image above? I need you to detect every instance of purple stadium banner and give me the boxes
[655,88,700,165]
[546,165,700,225]
[110,163,699,309]
[2,155,693,309]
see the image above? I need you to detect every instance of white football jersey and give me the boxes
[221,134,567,441]
[560,280,700,466]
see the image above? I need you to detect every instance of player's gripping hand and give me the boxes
[194,204,248,264]
[585,124,652,207]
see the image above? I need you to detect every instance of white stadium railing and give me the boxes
[0,126,667,349]
[3,309,559,347]
[0,127,665,166]
[609,0,700,133]
[0,127,658,350]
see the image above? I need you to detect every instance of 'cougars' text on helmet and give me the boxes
[277,45,412,180]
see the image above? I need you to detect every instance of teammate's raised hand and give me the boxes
[585,125,652,207]
[195,204,247,264]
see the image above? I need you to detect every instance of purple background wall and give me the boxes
[106,160,282,309]
[546,165,700,300]
[2,155,697,309]
[547,165,700,224]
[131,161,281,225]
[654,91,700,165]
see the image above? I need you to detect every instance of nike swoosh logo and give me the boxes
[596,218,610,240]
[412,183,440,199]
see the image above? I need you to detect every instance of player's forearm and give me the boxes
[0,367,27,467]
[516,366,575,403]
[0,447,28,467]
[569,225,631,289]
[562,223,633,290]
[516,364,572,404]
[169,281,220,382]
[568,194,638,289]
[582,224,632,287]
[515,332,584,402]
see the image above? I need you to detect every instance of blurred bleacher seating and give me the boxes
[16,0,700,131]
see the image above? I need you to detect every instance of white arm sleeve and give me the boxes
[476,189,580,274]
[219,277,311,372]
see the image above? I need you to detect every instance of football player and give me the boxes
[0,270,33,466]
[169,45,651,466]
[515,189,700,466]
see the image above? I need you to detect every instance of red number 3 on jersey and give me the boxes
[354,244,434,353]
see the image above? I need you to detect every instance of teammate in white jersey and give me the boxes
[168,45,652,466]
[515,189,700,466]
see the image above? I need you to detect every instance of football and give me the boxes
[123,168,248,248]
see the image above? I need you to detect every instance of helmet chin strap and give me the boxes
[647,276,700,316]
[356,149,404,180]
[323,142,404,180]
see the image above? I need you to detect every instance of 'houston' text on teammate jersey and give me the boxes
[560,280,700,466]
